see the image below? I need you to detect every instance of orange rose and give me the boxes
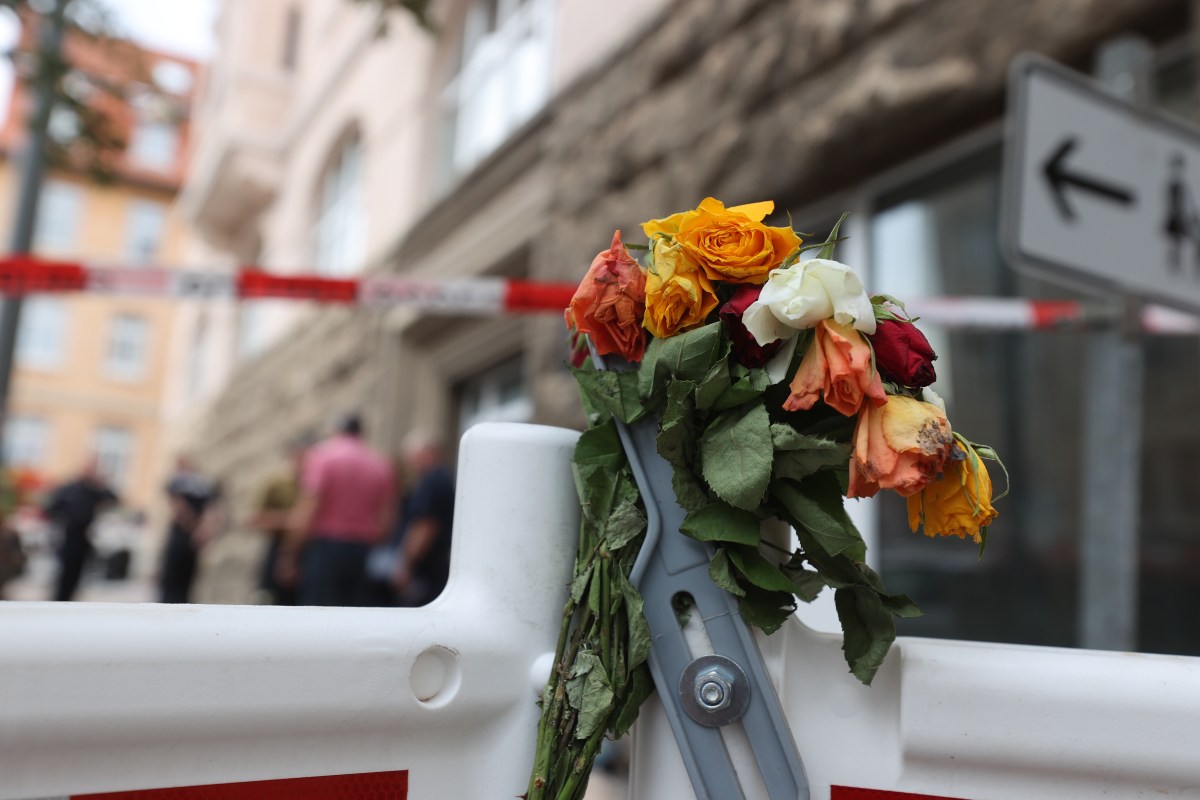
[907,447,998,544]
[564,231,647,362]
[641,197,800,284]
[643,237,720,339]
[847,396,957,499]
[783,319,886,417]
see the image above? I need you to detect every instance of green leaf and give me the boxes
[656,380,710,512]
[700,403,773,511]
[609,663,655,738]
[817,212,849,261]
[569,570,590,603]
[571,366,647,424]
[639,322,726,402]
[780,554,825,602]
[727,544,797,593]
[738,586,796,634]
[881,592,922,619]
[771,474,865,559]
[695,358,733,411]
[834,586,896,685]
[656,380,698,469]
[770,425,851,483]
[565,650,615,739]
[708,549,745,597]
[712,373,764,412]
[617,572,651,668]
[574,419,623,468]
[680,504,761,546]
[603,495,647,551]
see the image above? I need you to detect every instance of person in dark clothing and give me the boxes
[159,457,219,604]
[392,431,454,607]
[249,434,312,605]
[43,459,117,601]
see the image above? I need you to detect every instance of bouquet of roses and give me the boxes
[526,198,1005,800]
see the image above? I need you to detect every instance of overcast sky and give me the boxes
[0,0,217,125]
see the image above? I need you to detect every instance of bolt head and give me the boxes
[695,668,732,711]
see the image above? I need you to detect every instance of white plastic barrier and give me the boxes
[633,607,1200,799]
[0,423,580,800]
[4,422,1200,800]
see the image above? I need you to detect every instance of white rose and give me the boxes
[921,386,947,413]
[742,258,877,346]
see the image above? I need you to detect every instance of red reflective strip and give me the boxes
[503,279,577,313]
[0,255,87,294]
[1030,300,1083,328]
[832,787,970,800]
[237,269,359,304]
[75,770,408,799]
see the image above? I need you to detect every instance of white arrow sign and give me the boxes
[1003,55,1200,313]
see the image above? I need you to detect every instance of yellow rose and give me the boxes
[906,446,998,544]
[643,237,720,338]
[641,197,801,285]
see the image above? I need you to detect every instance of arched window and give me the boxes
[312,132,365,276]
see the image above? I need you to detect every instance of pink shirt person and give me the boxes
[302,433,394,543]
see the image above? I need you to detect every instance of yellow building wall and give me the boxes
[0,162,188,514]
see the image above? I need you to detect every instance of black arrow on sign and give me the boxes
[1042,136,1136,222]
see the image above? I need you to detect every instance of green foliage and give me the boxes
[700,402,773,511]
[540,311,941,797]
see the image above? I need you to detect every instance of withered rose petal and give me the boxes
[564,230,647,362]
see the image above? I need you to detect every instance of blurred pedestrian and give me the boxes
[159,456,219,604]
[42,458,117,601]
[392,430,454,607]
[249,433,313,605]
[285,413,394,607]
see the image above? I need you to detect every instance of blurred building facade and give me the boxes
[176,0,1200,656]
[0,26,199,518]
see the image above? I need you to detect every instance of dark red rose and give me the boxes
[869,319,937,387]
[720,284,783,368]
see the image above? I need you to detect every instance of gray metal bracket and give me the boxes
[594,351,809,800]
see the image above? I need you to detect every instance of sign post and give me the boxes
[1003,46,1173,652]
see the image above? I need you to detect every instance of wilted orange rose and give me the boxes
[641,197,800,285]
[784,319,886,417]
[847,396,957,499]
[643,237,720,339]
[907,448,998,544]
[564,231,647,362]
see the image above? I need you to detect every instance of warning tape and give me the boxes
[0,255,1195,332]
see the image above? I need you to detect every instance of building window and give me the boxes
[3,416,48,469]
[282,6,302,71]
[16,297,68,369]
[312,132,365,276]
[123,200,166,265]
[34,179,82,254]
[105,314,148,381]
[93,426,134,491]
[442,0,552,176]
[457,356,532,434]
[129,119,179,172]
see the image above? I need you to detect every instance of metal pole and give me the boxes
[0,0,69,460]
[1077,37,1152,651]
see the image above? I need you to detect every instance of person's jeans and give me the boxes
[301,538,372,607]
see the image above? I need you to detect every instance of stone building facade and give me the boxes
[180,0,1200,658]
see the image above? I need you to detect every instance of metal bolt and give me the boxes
[695,669,732,711]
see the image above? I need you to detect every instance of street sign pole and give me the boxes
[1076,38,1152,653]
[1000,42,1192,652]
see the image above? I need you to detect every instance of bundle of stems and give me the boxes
[525,420,653,800]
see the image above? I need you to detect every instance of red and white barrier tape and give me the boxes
[0,256,1196,333]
